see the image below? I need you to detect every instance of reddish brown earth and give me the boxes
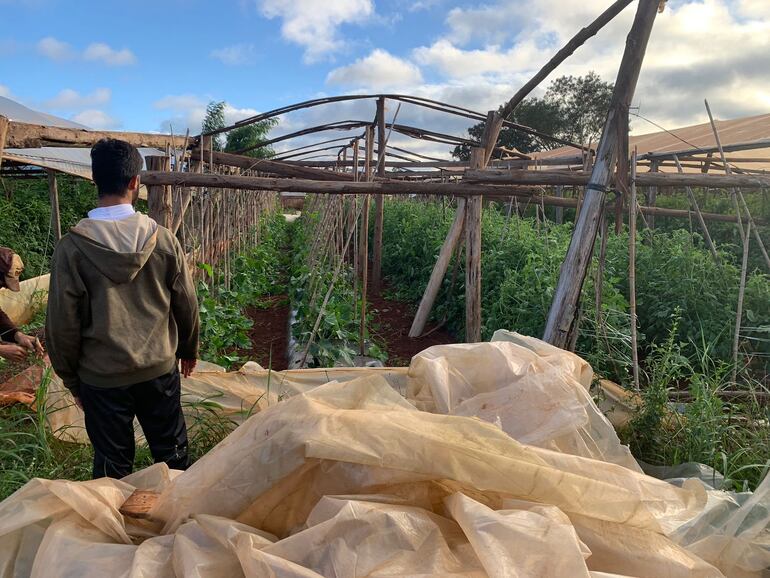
[238,296,290,371]
[368,284,456,367]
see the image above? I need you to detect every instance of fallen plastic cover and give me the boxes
[0,334,768,577]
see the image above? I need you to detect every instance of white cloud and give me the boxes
[71,109,120,130]
[326,49,423,90]
[83,42,136,66]
[37,36,75,60]
[405,0,770,134]
[258,0,374,62]
[0,84,11,98]
[43,87,111,110]
[211,43,256,66]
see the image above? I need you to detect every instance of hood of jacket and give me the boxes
[69,213,159,284]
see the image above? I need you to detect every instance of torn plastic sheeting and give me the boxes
[1,336,767,577]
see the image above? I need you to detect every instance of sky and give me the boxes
[1,0,769,158]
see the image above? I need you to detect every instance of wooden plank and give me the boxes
[146,156,172,229]
[408,198,467,337]
[5,120,182,149]
[47,170,61,241]
[465,148,484,343]
[119,490,159,519]
[629,149,640,390]
[543,0,660,349]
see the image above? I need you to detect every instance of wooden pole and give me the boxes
[465,148,484,343]
[146,156,172,228]
[645,160,658,230]
[482,0,635,161]
[732,221,751,385]
[360,127,373,356]
[372,97,386,294]
[614,105,630,234]
[554,186,564,225]
[408,197,467,337]
[705,99,746,243]
[629,149,640,391]
[47,170,62,241]
[673,155,719,263]
[0,116,8,171]
[543,0,659,349]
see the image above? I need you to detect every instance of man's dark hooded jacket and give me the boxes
[46,213,199,396]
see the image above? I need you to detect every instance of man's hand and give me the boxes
[15,332,44,357]
[180,359,197,378]
[0,343,27,363]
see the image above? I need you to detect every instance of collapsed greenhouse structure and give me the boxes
[0,0,769,575]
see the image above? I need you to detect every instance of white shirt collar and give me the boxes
[87,204,136,221]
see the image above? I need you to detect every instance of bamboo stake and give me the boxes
[465,148,484,343]
[360,127,373,356]
[300,201,365,367]
[629,149,640,391]
[704,99,746,244]
[732,221,751,386]
[673,155,719,263]
[47,170,62,242]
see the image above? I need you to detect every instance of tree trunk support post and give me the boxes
[543,0,660,350]
[372,97,386,294]
[146,155,173,229]
[47,170,62,241]
[465,148,484,343]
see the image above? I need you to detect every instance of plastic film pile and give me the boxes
[1,332,768,577]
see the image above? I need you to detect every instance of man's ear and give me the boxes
[128,175,141,192]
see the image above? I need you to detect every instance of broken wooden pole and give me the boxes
[543,0,660,349]
[47,170,62,241]
[465,148,484,343]
[146,156,173,229]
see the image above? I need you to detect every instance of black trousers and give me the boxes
[79,368,189,479]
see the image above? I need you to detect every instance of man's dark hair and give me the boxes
[90,139,143,197]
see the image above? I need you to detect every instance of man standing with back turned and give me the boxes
[47,139,199,479]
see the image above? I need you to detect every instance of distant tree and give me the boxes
[201,101,226,151]
[201,100,278,158]
[224,118,278,159]
[453,72,614,160]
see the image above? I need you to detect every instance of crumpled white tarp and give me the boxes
[1,334,767,577]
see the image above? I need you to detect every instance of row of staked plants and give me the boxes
[377,198,770,490]
[197,210,290,368]
[287,206,386,367]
